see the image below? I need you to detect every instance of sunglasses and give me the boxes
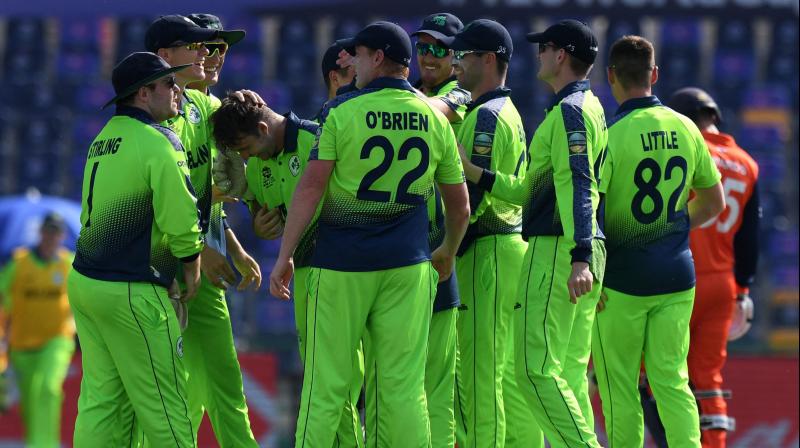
[453,50,488,61]
[147,76,177,90]
[538,43,561,54]
[205,42,229,57]
[416,42,450,58]
[170,42,205,51]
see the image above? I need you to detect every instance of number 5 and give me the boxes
[699,178,746,232]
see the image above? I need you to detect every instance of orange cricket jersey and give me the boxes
[5,247,75,350]
[690,132,759,275]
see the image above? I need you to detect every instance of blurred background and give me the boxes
[0,0,797,446]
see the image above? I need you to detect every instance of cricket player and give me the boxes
[458,19,606,447]
[315,42,356,120]
[161,13,261,447]
[656,88,758,448]
[68,52,203,447]
[593,35,725,448]
[447,18,543,448]
[268,21,470,447]
[0,213,74,448]
[210,96,366,447]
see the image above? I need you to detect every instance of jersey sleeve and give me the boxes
[598,142,614,195]
[692,132,722,189]
[312,109,338,162]
[146,138,203,261]
[469,117,527,217]
[435,124,466,185]
[438,86,470,122]
[552,103,595,263]
[0,260,17,311]
[733,180,760,288]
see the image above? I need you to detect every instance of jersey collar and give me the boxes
[701,131,736,148]
[413,75,457,97]
[466,86,512,112]
[547,80,591,112]
[363,77,416,93]
[114,105,157,125]
[282,111,302,153]
[615,95,662,116]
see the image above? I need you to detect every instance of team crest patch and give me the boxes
[432,15,447,26]
[473,132,494,155]
[289,155,301,176]
[187,104,202,124]
[568,131,587,154]
[176,336,184,358]
[262,166,275,188]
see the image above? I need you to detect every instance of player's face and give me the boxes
[230,123,278,161]
[354,45,378,89]
[39,226,65,254]
[452,51,484,93]
[163,42,210,84]
[146,76,181,122]
[536,42,561,82]
[202,39,228,87]
[416,34,454,89]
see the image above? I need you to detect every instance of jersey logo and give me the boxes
[289,155,301,176]
[433,15,447,26]
[176,336,184,358]
[568,131,587,154]
[187,104,202,124]
[261,166,275,188]
[51,272,63,285]
[473,132,494,155]
[150,266,161,279]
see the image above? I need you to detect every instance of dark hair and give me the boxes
[496,58,508,78]
[324,66,352,90]
[608,35,655,89]
[568,57,593,78]
[210,93,268,151]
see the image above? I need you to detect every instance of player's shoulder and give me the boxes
[11,247,30,261]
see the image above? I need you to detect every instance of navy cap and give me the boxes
[337,21,413,67]
[411,13,463,46]
[144,14,218,52]
[450,19,513,62]
[187,13,246,46]
[321,42,346,81]
[41,212,66,232]
[103,52,191,109]
[527,19,598,64]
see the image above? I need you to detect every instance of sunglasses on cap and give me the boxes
[205,42,229,57]
[416,42,450,58]
[170,42,205,51]
[453,50,489,61]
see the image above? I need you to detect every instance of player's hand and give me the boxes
[269,256,294,300]
[596,290,609,312]
[168,279,188,330]
[431,246,454,283]
[231,89,266,107]
[567,262,593,304]
[728,293,754,341]
[212,184,239,204]
[253,206,284,240]
[336,49,355,68]
[181,256,202,302]
[231,248,262,291]
[201,246,237,290]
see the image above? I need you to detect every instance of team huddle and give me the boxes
[69,10,759,448]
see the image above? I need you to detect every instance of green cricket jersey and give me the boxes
[601,96,721,295]
[456,87,527,254]
[486,80,606,263]
[73,106,203,288]
[310,77,465,271]
[245,112,319,267]
[414,75,470,135]
[165,88,227,254]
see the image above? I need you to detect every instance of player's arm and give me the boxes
[688,132,725,229]
[431,127,470,280]
[225,227,262,291]
[733,180,761,290]
[417,87,470,123]
[147,138,203,300]
[270,159,333,299]
[0,261,16,314]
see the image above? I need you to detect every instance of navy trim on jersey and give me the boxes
[604,232,695,296]
[466,86,511,112]
[614,95,662,116]
[546,80,590,112]
[560,92,594,263]
[413,75,457,95]
[283,111,319,154]
[433,271,460,312]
